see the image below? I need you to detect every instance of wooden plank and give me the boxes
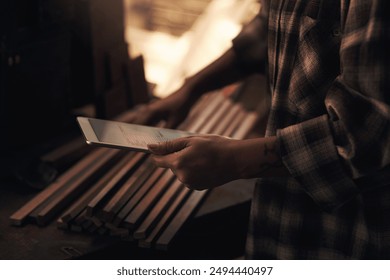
[87,216,104,228]
[212,103,241,136]
[60,153,136,223]
[9,147,112,226]
[187,94,225,133]
[100,162,156,223]
[28,151,111,220]
[138,187,190,248]
[223,109,247,137]
[35,149,123,226]
[121,169,176,229]
[134,180,184,239]
[114,168,166,228]
[85,152,146,216]
[73,209,88,226]
[178,93,211,129]
[198,99,233,133]
[155,190,206,250]
[231,112,258,139]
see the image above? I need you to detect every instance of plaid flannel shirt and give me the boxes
[233,0,390,259]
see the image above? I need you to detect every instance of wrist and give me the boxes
[231,137,288,179]
[183,76,205,98]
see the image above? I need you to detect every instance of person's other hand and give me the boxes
[126,84,197,128]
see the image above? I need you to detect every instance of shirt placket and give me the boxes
[271,0,286,94]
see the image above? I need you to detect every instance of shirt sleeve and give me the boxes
[232,0,269,74]
[276,1,390,211]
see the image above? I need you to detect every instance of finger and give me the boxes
[125,105,148,124]
[150,154,176,169]
[124,111,139,124]
[148,137,189,155]
[166,117,179,129]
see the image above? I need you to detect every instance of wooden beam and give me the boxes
[212,103,242,135]
[60,153,136,223]
[134,180,184,239]
[198,99,233,133]
[186,93,225,132]
[155,190,206,251]
[223,109,247,137]
[121,169,176,229]
[231,112,258,139]
[9,147,114,226]
[114,168,166,228]
[101,162,156,223]
[138,187,190,248]
[85,152,146,216]
[35,149,123,226]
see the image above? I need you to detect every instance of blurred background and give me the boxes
[125,0,260,97]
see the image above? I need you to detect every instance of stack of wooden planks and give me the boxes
[10,86,258,251]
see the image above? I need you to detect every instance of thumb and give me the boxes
[148,138,189,155]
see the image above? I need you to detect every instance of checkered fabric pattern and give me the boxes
[233,0,390,259]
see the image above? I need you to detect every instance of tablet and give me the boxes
[77,117,193,153]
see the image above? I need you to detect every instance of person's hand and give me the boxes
[148,135,289,190]
[147,135,240,190]
[126,84,197,128]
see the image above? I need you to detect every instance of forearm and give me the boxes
[147,47,252,119]
[231,137,290,179]
[184,48,251,99]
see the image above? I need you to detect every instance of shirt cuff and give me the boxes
[276,114,358,212]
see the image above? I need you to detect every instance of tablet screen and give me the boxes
[79,117,192,151]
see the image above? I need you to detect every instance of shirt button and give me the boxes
[332,28,341,37]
